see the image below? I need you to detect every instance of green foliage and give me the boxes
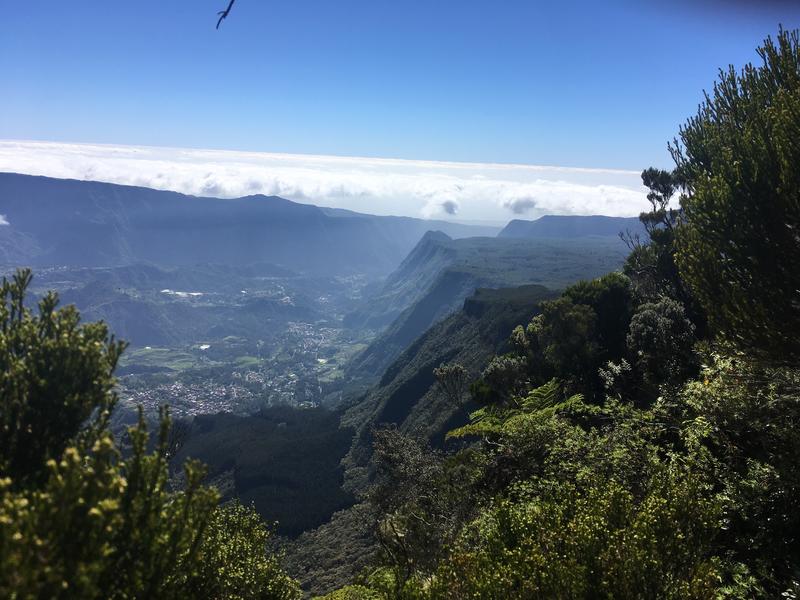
[0,269,301,599]
[627,297,697,386]
[529,273,635,396]
[473,354,529,404]
[0,410,300,598]
[447,378,581,440]
[350,383,762,599]
[674,28,800,360]
[191,501,301,600]
[432,362,468,407]
[11,442,302,599]
[0,268,126,486]
[345,567,429,600]
[431,469,724,600]
[533,299,598,384]
[369,428,480,586]
[0,412,218,598]
[681,352,800,592]
[315,584,382,600]
[563,271,633,359]
[342,273,799,599]
[623,168,685,303]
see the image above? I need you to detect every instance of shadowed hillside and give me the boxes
[174,406,355,538]
[283,284,556,593]
[0,173,498,276]
[342,284,557,491]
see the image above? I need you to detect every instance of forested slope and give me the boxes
[316,29,800,599]
[346,233,628,382]
[342,284,556,491]
[285,284,556,594]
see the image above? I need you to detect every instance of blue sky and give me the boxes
[3,1,798,169]
[1,2,798,221]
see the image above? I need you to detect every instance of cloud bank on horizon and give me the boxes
[0,140,649,223]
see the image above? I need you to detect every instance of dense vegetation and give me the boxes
[280,285,558,594]
[176,407,355,537]
[0,270,301,598]
[317,29,800,599]
[342,285,557,490]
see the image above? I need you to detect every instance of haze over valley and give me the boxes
[0,171,640,566]
[1,173,635,421]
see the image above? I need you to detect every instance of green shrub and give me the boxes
[0,270,301,599]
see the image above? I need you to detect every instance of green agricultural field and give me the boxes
[234,355,262,368]
[120,346,216,371]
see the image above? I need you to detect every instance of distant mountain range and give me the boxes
[0,173,651,277]
[0,173,498,276]
[345,230,630,381]
[499,214,645,238]
[0,172,647,374]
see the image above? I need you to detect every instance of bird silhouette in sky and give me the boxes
[216,0,237,29]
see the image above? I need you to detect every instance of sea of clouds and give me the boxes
[0,140,649,223]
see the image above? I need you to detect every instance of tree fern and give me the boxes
[447,379,583,439]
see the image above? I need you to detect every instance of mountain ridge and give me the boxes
[499,214,646,238]
[345,232,630,380]
[0,173,499,276]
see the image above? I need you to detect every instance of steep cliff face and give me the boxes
[345,233,629,384]
[343,231,461,330]
[341,284,556,493]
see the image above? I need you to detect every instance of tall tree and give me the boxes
[623,168,684,302]
[673,27,800,361]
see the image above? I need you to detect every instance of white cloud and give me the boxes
[421,197,460,218]
[0,215,8,226]
[0,140,649,222]
[503,197,537,214]
[440,200,459,215]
